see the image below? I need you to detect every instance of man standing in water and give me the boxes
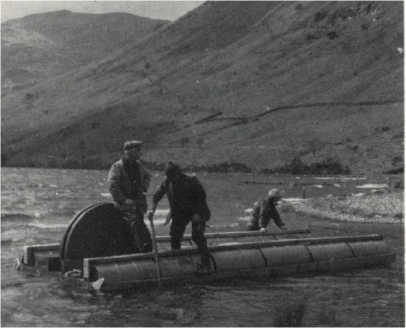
[247,189,287,232]
[148,161,212,275]
[108,140,152,253]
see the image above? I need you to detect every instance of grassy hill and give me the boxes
[1,2,404,175]
[1,10,168,94]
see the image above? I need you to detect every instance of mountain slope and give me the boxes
[1,2,404,174]
[1,10,168,94]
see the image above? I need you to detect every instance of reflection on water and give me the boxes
[1,167,404,326]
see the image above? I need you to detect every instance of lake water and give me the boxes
[1,167,404,326]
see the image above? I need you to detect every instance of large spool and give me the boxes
[60,203,137,261]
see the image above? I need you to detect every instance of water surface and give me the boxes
[1,167,403,326]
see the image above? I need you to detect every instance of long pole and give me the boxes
[148,215,163,289]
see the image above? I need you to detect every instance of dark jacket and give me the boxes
[251,198,284,229]
[107,158,151,212]
[151,173,211,222]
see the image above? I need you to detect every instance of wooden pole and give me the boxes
[148,216,163,289]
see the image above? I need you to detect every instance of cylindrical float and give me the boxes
[82,235,394,291]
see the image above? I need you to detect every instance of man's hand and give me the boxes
[260,227,268,232]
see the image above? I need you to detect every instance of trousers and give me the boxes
[170,218,211,266]
[121,205,152,253]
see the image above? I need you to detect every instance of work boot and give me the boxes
[195,262,212,275]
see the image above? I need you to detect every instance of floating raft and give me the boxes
[22,203,310,271]
[19,203,395,292]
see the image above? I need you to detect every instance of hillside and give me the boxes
[1,10,168,94]
[1,1,404,175]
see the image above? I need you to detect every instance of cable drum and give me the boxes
[60,203,137,261]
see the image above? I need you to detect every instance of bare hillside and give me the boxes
[1,10,168,93]
[1,2,404,175]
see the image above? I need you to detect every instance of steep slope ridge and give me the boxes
[1,10,168,94]
[1,2,403,174]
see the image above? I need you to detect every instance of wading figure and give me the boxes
[247,189,287,232]
[148,161,212,274]
[108,140,152,253]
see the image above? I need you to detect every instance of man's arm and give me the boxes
[269,205,285,228]
[141,166,152,192]
[191,177,211,221]
[107,164,127,205]
[150,180,166,213]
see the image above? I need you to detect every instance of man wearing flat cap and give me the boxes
[148,161,212,274]
[107,140,152,253]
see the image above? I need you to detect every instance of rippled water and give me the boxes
[1,167,404,326]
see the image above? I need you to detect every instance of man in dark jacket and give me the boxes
[247,189,287,232]
[107,140,152,253]
[148,161,212,274]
